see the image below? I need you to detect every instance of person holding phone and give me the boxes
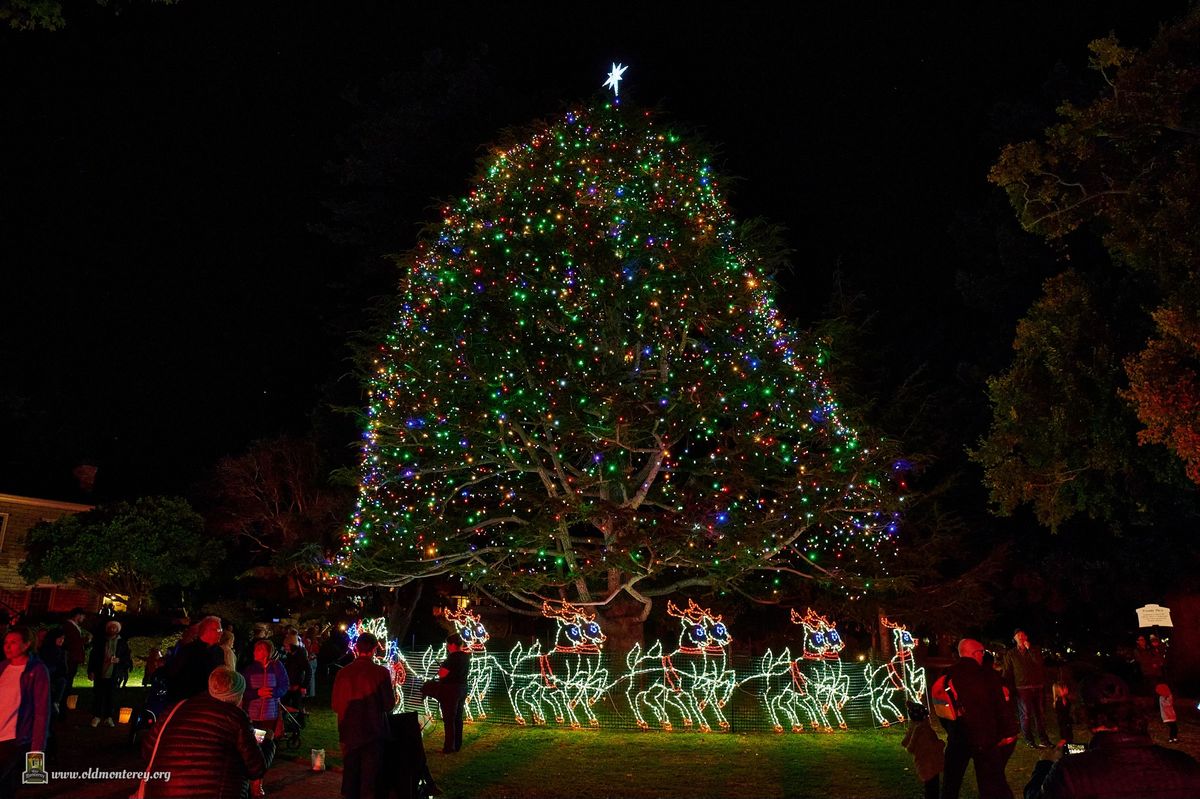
[1024,674,1200,798]
[138,667,272,798]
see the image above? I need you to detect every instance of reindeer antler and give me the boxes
[541,600,595,622]
[668,598,718,623]
[445,608,480,626]
[797,608,830,629]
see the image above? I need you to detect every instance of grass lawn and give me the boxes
[67,681,1195,799]
[295,699,1060,799]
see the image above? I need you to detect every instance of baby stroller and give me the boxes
[129,674,171,749]
[278,694,308,750]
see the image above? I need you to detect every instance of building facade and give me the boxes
[0,493,99,617]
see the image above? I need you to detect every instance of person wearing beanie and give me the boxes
[137,666,272,798]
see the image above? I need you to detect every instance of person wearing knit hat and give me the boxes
[136,666,272,798]
[209,666,246,704]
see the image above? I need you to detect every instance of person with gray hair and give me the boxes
[162,616,226,703]
[137,666,272,798]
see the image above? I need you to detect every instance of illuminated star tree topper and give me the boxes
[603,62,628,96]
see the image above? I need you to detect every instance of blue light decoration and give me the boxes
[623,599,737,732]
[506,601,609,728]
[863,617,927,726]
[347,618,410,706]
[343,601,929,736]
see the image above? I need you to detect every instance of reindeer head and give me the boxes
[543,600,606,653]
[445,608,489,652]
[882,616,916,660]
[792,608,843,660]
[667,599,732,654]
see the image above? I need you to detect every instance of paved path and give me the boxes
[25,707,348,798]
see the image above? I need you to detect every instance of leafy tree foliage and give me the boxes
[0,0,175,31]
[1123,303,1200,483]
[19,496,219,613]
[203,435,352,596]
[986,9,1200,500]
[341,101,902,621]
[970,271,1154,530]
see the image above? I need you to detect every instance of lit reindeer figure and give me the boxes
[796,608,850,731]
[624,599,735,732]
[863,617,925,726]
[347,618,409,708]
[507,601,608,728]
[418,608,495,723]
[748,608,848,733]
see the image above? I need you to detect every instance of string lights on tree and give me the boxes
[340,63,902,628]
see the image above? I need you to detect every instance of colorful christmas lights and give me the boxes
[340,97,901,609]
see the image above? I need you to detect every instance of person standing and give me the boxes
[332,633,395,799]
[1003,629,1052,749]
[138,667,273,799]
[162,616,225,703]
[436,634,471,754]
[241,640,288,798]
[0,626,50,799]
[279,631,310,708]
[1157,683,1179,743]
[941,638,1018,799]
[86,621,131,728]
[35,630,68,720]
[218,631,237,672]
[61,609,89,693]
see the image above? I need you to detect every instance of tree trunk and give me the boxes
[387,581,424,645]
[598,593,646,654]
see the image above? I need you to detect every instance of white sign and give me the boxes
[1136,604,1173,628]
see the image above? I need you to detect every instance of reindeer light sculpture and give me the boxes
[863,616,925,726]
[624,599,736,732]
[507,600,609,728]
[794,608,851,731]
[418,608,496,723]
[347,618,409,708]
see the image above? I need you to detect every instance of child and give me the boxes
[1157,683,1179,743]
[1052,682,1073,744]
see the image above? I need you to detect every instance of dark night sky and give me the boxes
[1,1,1188,501]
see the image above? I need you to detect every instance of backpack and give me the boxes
[931,674,962,721]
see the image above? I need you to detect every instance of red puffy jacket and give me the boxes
[140,694,272,799]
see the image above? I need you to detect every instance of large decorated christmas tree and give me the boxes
[342,76,900,631]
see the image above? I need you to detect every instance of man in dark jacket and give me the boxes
[941,638,1019,799]
[162,616,225,703]
[61,608,89,690]
[140,666,272,798]
[332,633,395,799]
[1003,629,1052,749]
[436,635,471,754]
[1025,673,1200,798]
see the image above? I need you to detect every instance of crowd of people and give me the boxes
[0,607,462,799]
[0,604,1194,799]
[911,628,1200,799]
